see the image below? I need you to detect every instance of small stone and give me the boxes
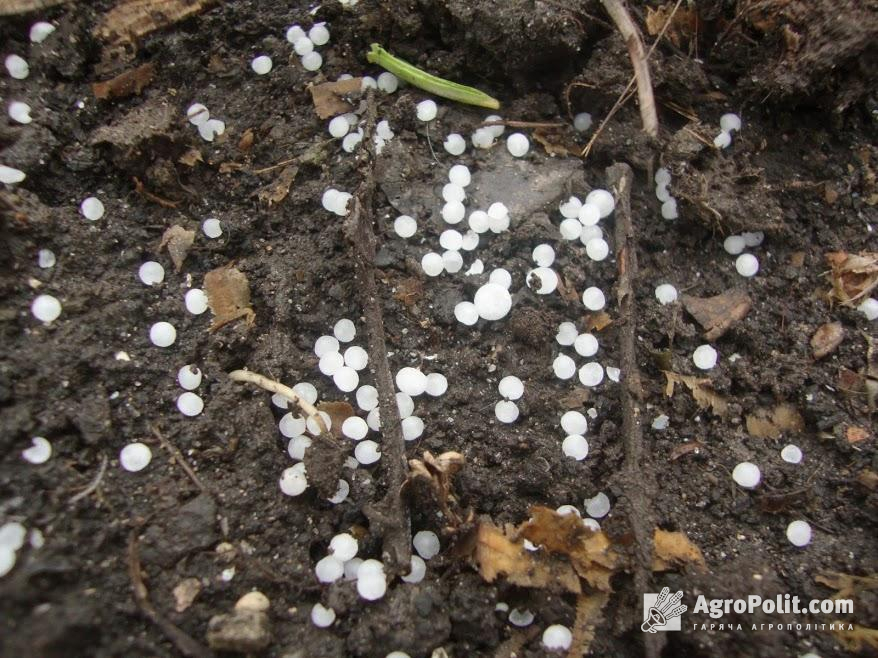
[207,610,271,653]
[235,591,270,612]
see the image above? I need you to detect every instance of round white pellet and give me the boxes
[578,362,604,387]
[309,22,330,46]
[328,478,349,504]
[286,24,306,43]
[487,202,508,222]
[468,210,490,233]
[360,76,377,90]
[560,218,583,240]
[314,335,340,357]
[0,522,27,551]
[22,436,52,464]
[441,201,466,224]
[251,55,272,75]
[495,400,519,423]
[413,531,440,559]
[311,603,335,628]
[293,382,318,405]
[454,301,479,326]
[471,127,495,149]
[720,113,742,133]
[357,572,387,600]
[556,505,580,517]
[582,287,606,310]
[489,268,512,289]
[396,392,414,419]
[448,164,471,187]
[306,411,332,436]
[294,37,314,56]
[439,229,463,251]
[334,318,356,343]
[280,413,307,438]
[366,408,381,431]
[661,198,678,220]
[5,55,29,80]
[187,103,209,125]
[330,533,358,561]
[342,131,363,152]
[556,322,578,346]
[29,21,56,43]
[736,253,759,277]
[402,555,427,584]
[394,215,417,238]
[120,442,152,472]
[655,184,672,202]
[474,283,512,320]
[781,444,803,464]
[185,288,209,315]
[177,392,204,416]
[482,115,505,138]
[341,416,369,441]
[532,244,555,267]
[506,133,529,157]
[461,231,480,252]
[149,322,176,347]
[328,115,350,138]
[542,625,573,651]
[80,197,105,221]
[573,112,593,132]
[138,261,165,286]
[509,609,534,627]
[177,365,202,390]
[487,212,510,233]
[553,354,576,380]
[498,376,524,400]
[585,492,610,518]
[354,440,381,465]
[580,225,603,245]
[396,367,427,396]
[442,183,465,205]
[301,51,322,71]
[333,366,359,392]
[8,101,32,124]
[322,188,340,212]
[652,414,670,430]
[585,238,609,262]
[742,231,764,247]
[425,373,448,396]
[655,167,671,186]
[280,464,308,496]
[315,555,344,583]
[31,294,61,323]
[376,71,399,94]
[37,249,55,268]
[786,520,812,547]
[561,411,587,435]
[443,133,466,155]
[732,462,761,489]
[654,284,678,305]
[858,298,878,321]
[693,344,718,370]
[723,235,746,255]
[356,385,379,411]
[527,267,558,295]
[402,416,424,441]
[574,333,599,358]
[344,346,369,371]
[585,189,615,218]
[606,366,621,382]
[198,118,225,143]
[562,435,589,460]
[714,131,732,149]
[560,196,582,219]
[416,100,437,122]
[202,218,222,238]
[578,203,601,227]
[319,351,344,376]
[0,165,26,184]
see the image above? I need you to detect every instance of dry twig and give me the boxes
[69,453,108,504]
[150,424,209,494]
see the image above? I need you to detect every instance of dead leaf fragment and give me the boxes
[663,371,728,415]
[238,129,254,152]
[681,289,751,341]
[845,426,870,444]
[316,401,354,440]
[815,571,878,601]
[645,2,700,48]
[203,265,255,332]
[178,148,203,167]
[833,624,878,652]
[257,166,298,207]
[0,0,67,16]
[811,321,844,359]
[159,225,195,272]
[96,0,218,48]
[531,128,580,158]
[825,251,878,305]
[92,62,155,99]
[585,311,612,332]
[567,593,609,658]
[173,577,202,612]
[89,98,174,147]
[745,404,804,439]
[309,78,363,119]
[857,469,878,490]
[653,529,706,571]
[669,441,704,461]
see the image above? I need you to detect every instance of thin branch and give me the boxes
[69,453,108,504]
[480,119,567,129]
[150,424,209,494]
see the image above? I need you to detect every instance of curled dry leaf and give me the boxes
[682,289,751,341]
[92,63,155,99]
[173,577,202,612]
[316,401,354,440]
[653,529,706,571]
[825,251,878,305]
[745,403,804,439]
[669,440,704,461]
[309,77,364,119]
[845,426,871,444]
[159,225,195,272]
[663,371,728,416]
[257,166,298,207]
[811,321,845,359]
[203,265,256,332]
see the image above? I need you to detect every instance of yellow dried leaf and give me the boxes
[745,404,804,439]
[825,251,878,305]
[833,624,878,652]
[173,577,201,612]
[653,529,706,571]
[815,571,878,601]
[663,371,728,415]
[567,593,609,658]
[203,265,255,332]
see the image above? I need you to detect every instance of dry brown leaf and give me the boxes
[815,571,878,601]
[238,129,254,152]
[845,426,870,444]
[833,625,878,652]
[96,0,217,48]
[173,577,201,612]
[653,529,706,571]
[825,251,878,305]
[645,3,700,48]
[857,469,878,490]
[559,388,591,410]
[393,277,424,308]
[159,225,195,272]
[316,401,354,440]
[92,62,155,99]
[669,441,704,461]
[89,98,175,147]
[745,404,804,439]
[585,311,612,332]
[567,593,609,658]
[257,166,298,207]
[203,265,255,332]
[309,78,364,119]
[473,522,582,593]
[0,0,66,16]
[790,251,806,268]
[811,321,844,359]
[663,371,728,416]
[681,289,751,341]
[531,129,580,158]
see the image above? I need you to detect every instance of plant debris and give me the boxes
[309,77,364,119]
[203,265,256,331]
[663,371,729,415]
[825,251,878,305]
[745,403,805,439]
[92,63,156,99]
[681,289,751,341]
[811,321,845,359]
[256,166,298,206]
[159,225,195,272]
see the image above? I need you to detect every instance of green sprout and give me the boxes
[366,44,500,110]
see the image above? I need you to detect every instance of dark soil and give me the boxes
[1,1,877,657]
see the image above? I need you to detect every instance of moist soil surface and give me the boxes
[1,1,877,657]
